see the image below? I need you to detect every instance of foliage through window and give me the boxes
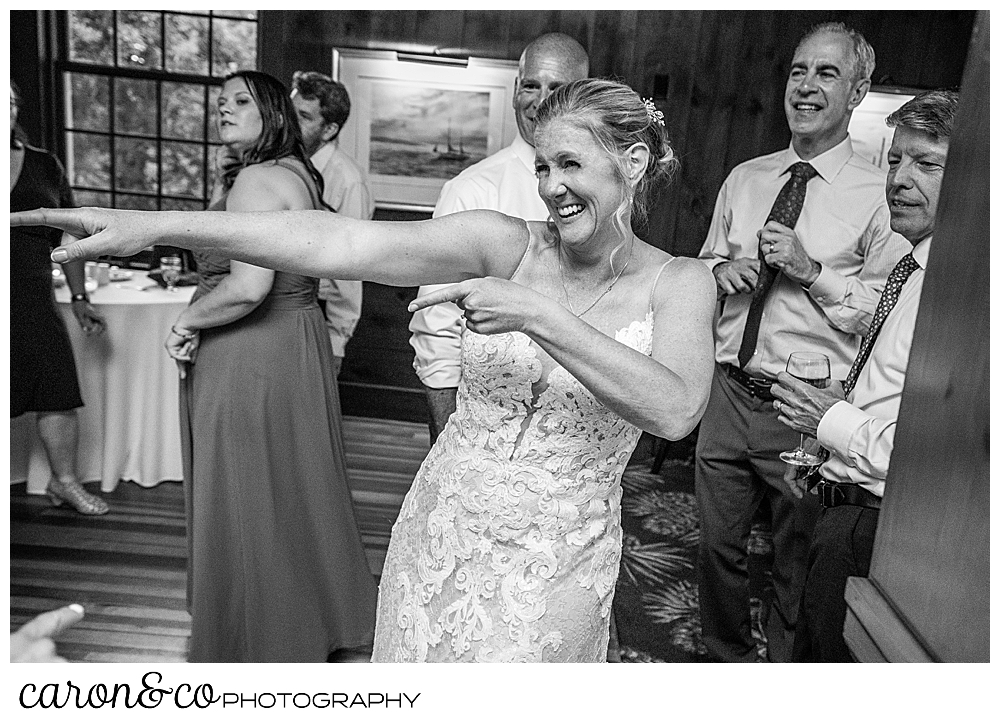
[61,10,258,219]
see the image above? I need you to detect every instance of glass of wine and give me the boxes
[159,256,183,293]
[779,351,831,467]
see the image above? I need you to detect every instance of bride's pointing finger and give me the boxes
[407,282,467,313]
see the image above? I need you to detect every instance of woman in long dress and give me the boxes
[164,71,377,662]
[17,78,717,662]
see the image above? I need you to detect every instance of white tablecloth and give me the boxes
[10,272,196,493]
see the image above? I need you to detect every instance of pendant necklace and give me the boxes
[558,237,634,318]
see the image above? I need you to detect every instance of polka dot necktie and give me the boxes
[842,253,920,396]
[737,162,819,369]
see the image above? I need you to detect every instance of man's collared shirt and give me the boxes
[817,236,931,497]
[409,134,549,388]
[698,135,911,380]
[312,139,375,358]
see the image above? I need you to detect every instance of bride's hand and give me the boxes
[408,277,556,336]
[11,207,158,263]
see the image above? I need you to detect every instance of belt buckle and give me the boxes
[819,482,843,508]
[748,376,771,397]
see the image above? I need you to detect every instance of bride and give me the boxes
[13,77,716,663]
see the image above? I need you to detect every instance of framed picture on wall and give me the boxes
[848,86,919,170]
[334,49,520,211]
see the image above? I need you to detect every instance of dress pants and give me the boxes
[696,364,821,662]
[792,505,878,662]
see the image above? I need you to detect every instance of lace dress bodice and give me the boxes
[372,301,658,662]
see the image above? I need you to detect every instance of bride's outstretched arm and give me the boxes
[10,207,529,289]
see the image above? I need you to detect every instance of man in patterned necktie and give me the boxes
[694,23,911,663]
[772,89,959,662]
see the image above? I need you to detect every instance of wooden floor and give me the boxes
[9,416,429,663]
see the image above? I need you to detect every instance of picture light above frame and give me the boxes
[334,48,520,212]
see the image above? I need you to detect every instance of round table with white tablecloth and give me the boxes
[10,271,196,493]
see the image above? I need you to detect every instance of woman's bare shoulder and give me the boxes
[230,160,313,210]
[234,159,307,187]
[636,249,714,304]
[661,258,715,315]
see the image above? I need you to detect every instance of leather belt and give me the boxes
[816,481,882,510]
[724,364,776,401]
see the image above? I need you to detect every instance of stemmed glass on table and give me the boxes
[779,351,831,468]
[159,255,183,293]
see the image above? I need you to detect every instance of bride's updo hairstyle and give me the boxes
[535,78,678,237]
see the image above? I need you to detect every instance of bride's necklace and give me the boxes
[558,238,634,318]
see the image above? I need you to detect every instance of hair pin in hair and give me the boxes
[642,98,665,127]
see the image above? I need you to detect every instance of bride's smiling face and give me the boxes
[533,118,629,248]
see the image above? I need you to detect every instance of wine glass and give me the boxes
[159,256,183,293]
[779,351,831,467]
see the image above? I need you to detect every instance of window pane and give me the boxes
[62,10,257,214]
[162,142,205,198]
[162,197,206,211]
[66,132,111,188]
[115,78,158,137]
[212,18,257,77]
[165,13,209,75]
[213,10,257,20]
[73,190,112,208]
[66,73,110,132]
[115,137,159,193]
[162,82,205,141]
[117,193,158,210]
[118,10,163,70]
[69,10,113,64]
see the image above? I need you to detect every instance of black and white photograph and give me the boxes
[7,6,990,721]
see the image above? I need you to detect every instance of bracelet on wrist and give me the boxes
[70,292,89,303]
[171,325,198,339]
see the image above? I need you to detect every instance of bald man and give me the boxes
[408,33,590,443]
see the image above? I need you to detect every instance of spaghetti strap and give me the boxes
[507,223,534,282]
[274,157,323,211]
[648,257,678,313]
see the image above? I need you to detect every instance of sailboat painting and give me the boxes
[368,81,490,179]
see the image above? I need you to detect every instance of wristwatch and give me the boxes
[70,292,90,303]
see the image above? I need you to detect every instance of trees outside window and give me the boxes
[60,10,258,264]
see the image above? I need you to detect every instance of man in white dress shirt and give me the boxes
[772,89,958,662]
[408,33,589,444]
[694,23,911,662]
[292,71,376,377]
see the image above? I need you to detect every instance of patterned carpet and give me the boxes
[614,435,774,663]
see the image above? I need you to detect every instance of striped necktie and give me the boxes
[737,161,818,369]
[843,253,920,396]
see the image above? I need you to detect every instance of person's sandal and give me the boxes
[46,477,110,516]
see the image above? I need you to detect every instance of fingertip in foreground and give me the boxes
[408,284,463,313]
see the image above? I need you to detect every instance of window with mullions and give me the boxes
[60,10,258,218]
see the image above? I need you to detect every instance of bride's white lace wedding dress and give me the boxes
[372,263,670,663]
